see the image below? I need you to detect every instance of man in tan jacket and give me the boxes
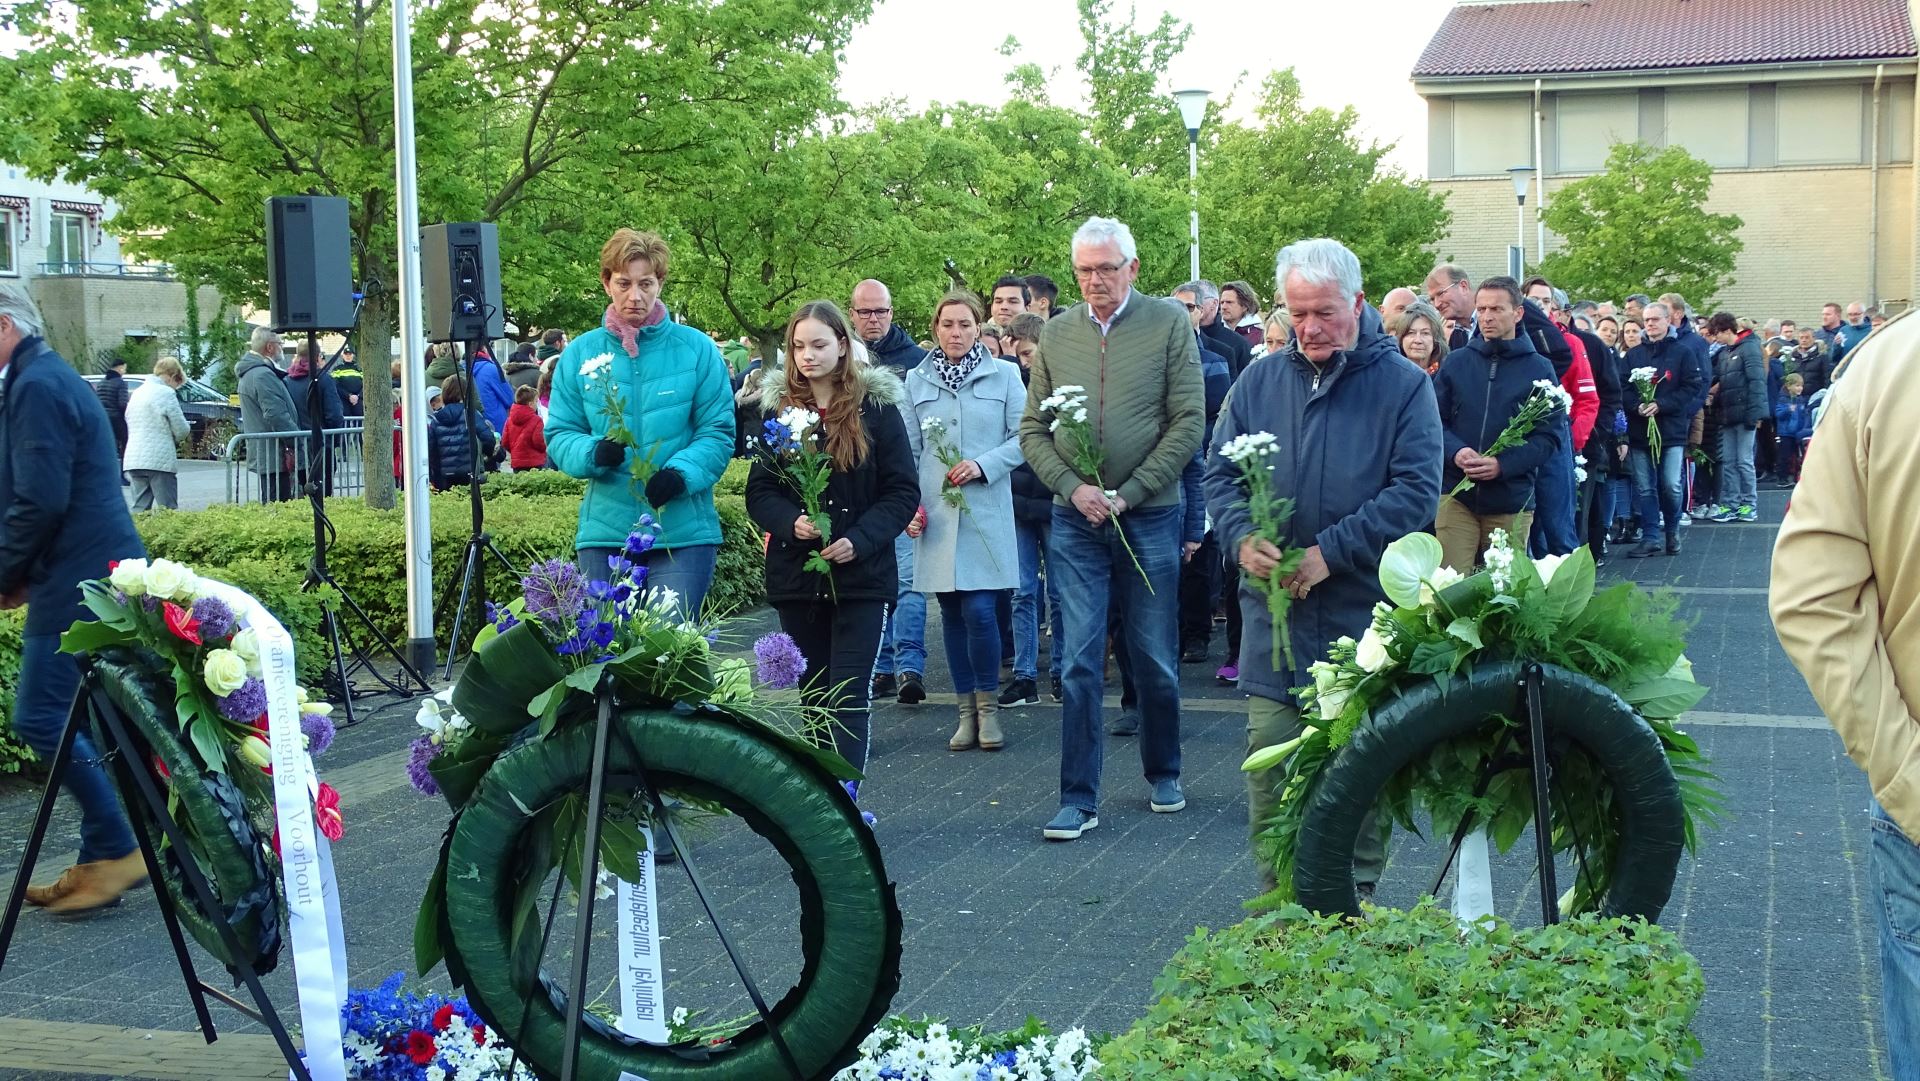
[1770,309,1919,1072]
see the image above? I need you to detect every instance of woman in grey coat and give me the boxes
[901,291,1025,753]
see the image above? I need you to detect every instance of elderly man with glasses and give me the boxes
[1020,216,1205,841]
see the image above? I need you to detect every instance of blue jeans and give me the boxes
[1013,522,1063,682]
[1629,446,1685,545]
[937,590,1002,694]
[873,532,926,677]
[579,543,716,623]
[1050,502,1183,813]
[12,635,136,863]
[1716,423,1758,508]
[1607,474,1636,526]
[1528,438,1579,558]
[1871,802,1920,1080]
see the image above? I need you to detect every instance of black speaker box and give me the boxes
[421,222,503,343]
[266,196,356,332]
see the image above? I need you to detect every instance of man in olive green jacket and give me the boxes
[1020,216,1204,841]
[1770,308,1920,1070]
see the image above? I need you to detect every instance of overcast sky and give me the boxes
[838,0,1451,175]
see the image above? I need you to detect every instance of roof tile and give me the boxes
[1414,0,1917,78]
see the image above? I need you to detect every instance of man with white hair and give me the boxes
[1021,216,1204,840]
[1205,238,1442,900]
[237,327,301,501]
[0,283,149,917]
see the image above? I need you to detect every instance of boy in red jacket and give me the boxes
[503,383,548,470]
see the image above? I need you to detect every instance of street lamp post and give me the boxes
[1173,88,1210,281]
[1508,165,1536,280]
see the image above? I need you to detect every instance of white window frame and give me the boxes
[48,210,88,272]
[0,210,15,277]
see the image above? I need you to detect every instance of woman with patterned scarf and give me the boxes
[546,228,737,620]
[900,291,1025,753]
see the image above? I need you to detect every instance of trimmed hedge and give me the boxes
[0,461,764,774]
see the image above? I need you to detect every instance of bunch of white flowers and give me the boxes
[1483,528,1516,593]
[1530,378,1574,412]
[777,406,823,437]
[836,1022,1099,1081]
[1628,366,1657,386]
[416,690,472,748]
[1038,386,1089,433]
[1219,431,1279,465]
[579,352,615,381]
[107,557,201,603]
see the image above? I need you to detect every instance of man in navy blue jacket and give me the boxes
[1205,239,1441,897]
[0,284,148,918]
[1433,277,1562,574]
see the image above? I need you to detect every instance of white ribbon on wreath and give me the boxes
[201,580,350,1081]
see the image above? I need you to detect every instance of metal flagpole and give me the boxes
[392,0,437,674]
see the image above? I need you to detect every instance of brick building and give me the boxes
[1413,0,1918,321]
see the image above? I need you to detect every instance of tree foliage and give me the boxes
[1538,142,1744,309]
[1197,72,1451,303]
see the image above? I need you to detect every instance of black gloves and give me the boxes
[645,467,687,508]
[593,439,626,468]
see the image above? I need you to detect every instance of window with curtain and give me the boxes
[47,211,88,271]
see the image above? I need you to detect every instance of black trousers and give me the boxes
[1178,533,1221,649]
[774,599,887,777]
[1221,553,1243,662]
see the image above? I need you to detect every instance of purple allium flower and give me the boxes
[301,711,336,756]
[112,589,129,606]
[753,632,806,690]
[405,735,440,797]
[190,596,238,641]
[215,677,268,723]
[521,560,588,625]
[140,594,160,613]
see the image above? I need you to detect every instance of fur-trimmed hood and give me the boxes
[754,361,906,415]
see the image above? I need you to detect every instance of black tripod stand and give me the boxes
[434,339,518,679]
[300,325,432,724]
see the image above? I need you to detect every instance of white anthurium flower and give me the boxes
[1534,552,1568,585]
[1354,625,1391,673]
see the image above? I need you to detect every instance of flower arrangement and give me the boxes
[1218,431,1304,671]
[834,1018,1099,1081]
[1242,530,1723,915]
[1037,385,1151,591]
[341,973,536,1081]
[580,351,666,524]
[1446,379,1572,500]
[759,405,837,593]
[1629,366,1666,460]
[918,416,1001,573]
[63,557,343,839]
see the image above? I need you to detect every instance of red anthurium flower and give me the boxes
[271,826,281,858]
[405,1030,437,1066]
[162,602,202,646]
[432,1004,456,1031]
[151,754,170,781]
[314,781,345,841]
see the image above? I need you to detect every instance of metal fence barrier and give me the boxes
[224,427,367,504]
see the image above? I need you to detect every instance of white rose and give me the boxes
[109,558,150,596]
[1355,626,1391,673]
[1317,686,1350,722]
[202,649,250,696]
[231,628,261,666]
[142,558,195,602]
[1420,564,1465,605]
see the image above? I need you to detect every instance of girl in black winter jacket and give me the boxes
[745,301,919,779]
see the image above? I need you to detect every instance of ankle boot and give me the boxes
[976,692,1005,751]
[948,692,979,751]
[44,852,149,919]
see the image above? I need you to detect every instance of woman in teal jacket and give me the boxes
[547,228,736,619]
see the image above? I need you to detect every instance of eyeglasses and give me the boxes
[1178,300,1197,311]
[1072,262,1128,279]
[852,307,892,318]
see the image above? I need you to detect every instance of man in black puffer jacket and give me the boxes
[1706,312,1767,522]
[1433,277,1560,573]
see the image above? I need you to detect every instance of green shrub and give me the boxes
[1098,899,1704,1080]
[0,611,30,774]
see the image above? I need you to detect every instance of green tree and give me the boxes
[1075,0,1194,182]
[1197,71,1451,302]
[1538,142,1744,308]
[0,0,870,507]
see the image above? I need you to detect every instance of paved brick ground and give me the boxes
[0,485,1891,1079]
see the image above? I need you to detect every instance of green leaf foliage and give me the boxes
[1099,899,1706,1080]
[1537,142,1745,309]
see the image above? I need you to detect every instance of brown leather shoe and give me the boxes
[44,853,149,919]
[23,865,84,907]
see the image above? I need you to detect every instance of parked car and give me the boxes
[84,372,241,459]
